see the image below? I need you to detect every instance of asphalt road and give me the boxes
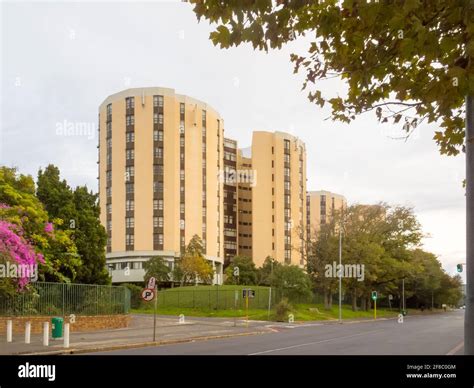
[93,310,465,355]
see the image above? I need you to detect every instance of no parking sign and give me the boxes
[141,288,155,302]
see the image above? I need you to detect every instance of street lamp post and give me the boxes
[339,228,342,323]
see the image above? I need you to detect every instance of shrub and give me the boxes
[274,297,292,322]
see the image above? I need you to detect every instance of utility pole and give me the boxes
[338,228,342,323]
[466,95,474,355]
[402,278,405,312]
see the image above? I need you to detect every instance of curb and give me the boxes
[16,330,270,356]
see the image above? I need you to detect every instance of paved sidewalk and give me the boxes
[0,314,272,355]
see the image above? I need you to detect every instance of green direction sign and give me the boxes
[371,291,377,301]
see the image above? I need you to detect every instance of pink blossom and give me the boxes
[0,220,44,288]
[44,222,54,233]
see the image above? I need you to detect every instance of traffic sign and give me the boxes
[242,289,255,299]
[141,288,155,302]
[147,277,156,289]
[457,264,463,273]
[371,291,377,300]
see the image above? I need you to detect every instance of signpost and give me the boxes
[141,280,158,341]
[371,291,377,320]
[242,288,255,327]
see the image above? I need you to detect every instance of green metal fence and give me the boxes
[148,287,324,310]
[0,282,130,316]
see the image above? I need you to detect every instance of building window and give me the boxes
[107,204,112,214]
[153,95,163,107]
[154,130,163,142]
[154,165,163,175]
[126,217,134,228]
[153,182,163,193]
[106,104,112,115]
[126,200,134,211]
[126,115,135,126]
[284,139,290,150]
[125,166,134,180]
[126,149,134,160]
[180,170,185,181]
[153,199,158,210]
[154,147,163,159]
[153,217,158,228]
[107,220,112,232]
[180,103,185,115]
[158,199,164,210]
[126,132,135,143]
[126,183,134,194]
[158,217,163,227]
[125,97,135,109]
[126,234,134,246]
[158,234,163,245]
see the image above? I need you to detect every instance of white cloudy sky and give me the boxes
[0,1,466,279]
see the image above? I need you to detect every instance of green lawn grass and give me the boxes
[133,285,442,322]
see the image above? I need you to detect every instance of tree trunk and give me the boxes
[361,296,366,311]
[351,290,357,311]
[324,290,330,310]
[466,95,473,355]
[366,297,371,311]
[328,293,333,309]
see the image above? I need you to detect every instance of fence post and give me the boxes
[43,322,49,347]
[209,290,211,309]
[25,322,31,344]
[63,323,70,348]
[6,320,12,342]
[193,290,195,309]
[178,290,180,308]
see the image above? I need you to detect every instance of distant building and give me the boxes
[306,190,347,239]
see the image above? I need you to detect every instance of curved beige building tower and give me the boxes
[98,87,224,284]
[251,131,307,267]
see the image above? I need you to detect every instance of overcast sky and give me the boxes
[0,1,466,280]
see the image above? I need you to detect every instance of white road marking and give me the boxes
[446,341,464,355]
[248,329,385,355]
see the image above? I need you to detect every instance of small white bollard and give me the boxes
[63,323,70,348]
[6,320,12,342]
[25,322,31,344]
[43,322,49,347]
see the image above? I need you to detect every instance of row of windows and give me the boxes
[239,245,251,250]
[239,233,252,238]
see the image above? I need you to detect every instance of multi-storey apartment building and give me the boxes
[236,149,253,259]
[306,190,347,239]
[251,131,307,267]
[223,138,238,267]
[98,87,224,284]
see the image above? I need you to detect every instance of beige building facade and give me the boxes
[250,131,307,267]
[306,190,347,239]
[98,87,224,284]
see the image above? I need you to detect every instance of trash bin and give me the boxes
[51,317,63,339]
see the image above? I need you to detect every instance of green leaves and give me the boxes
[192,0,471,156]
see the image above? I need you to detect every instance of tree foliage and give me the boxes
[192,0,474,155]
[0,167,81,283]
[306,203,462,310]
[177,235,215,285]
[224,255,258,285]
[143,256,171,284]
[36,165,109,284]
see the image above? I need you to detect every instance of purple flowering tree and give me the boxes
[0,220,44,289]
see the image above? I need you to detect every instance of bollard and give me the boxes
[25,322,31,344]
[63,323,70,348]
[43,322,49,347]
[6,320,12,342]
